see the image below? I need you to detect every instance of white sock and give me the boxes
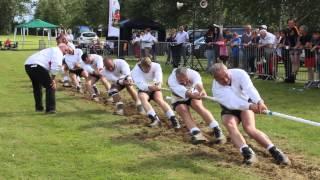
[135,100,142,106]
[209,121,219,129]
[63,76,69,81]
[165,110,175,119]
[190,127,201,134]
[267,144,275,151]
[147,109,156,117]
[239,144,249,153]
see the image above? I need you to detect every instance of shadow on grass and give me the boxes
[78,118,128,130]
[123,152,221,175]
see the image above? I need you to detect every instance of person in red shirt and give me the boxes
[4,38,11,49]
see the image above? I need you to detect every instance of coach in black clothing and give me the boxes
[24,44,69,113]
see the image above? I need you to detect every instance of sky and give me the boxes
[14,0,38,23]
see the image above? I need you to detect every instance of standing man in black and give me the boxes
[283,19,300,83]
[25,44,69,113]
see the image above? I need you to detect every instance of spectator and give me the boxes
[230,32,241,68]
[248,29,261,73]
[298,25,314,86]
[131,31,143,59]
[4,38,11,50]
[241,25,253,71]
[166,28,177,65]
[66,29,74,42]
[141,28,157,60]
[204,25,220,71]
[286,19,300,83]
[258,29,276,79]
[174,25,189,66]
[312,31,320,81]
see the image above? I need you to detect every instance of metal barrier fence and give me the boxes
[4,38,318,86]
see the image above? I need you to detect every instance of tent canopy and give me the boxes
[16,19,58,29]
[118,18,166,41]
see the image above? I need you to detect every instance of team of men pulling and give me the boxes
[24,36,291,166]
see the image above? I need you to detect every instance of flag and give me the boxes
[108,0,120,37]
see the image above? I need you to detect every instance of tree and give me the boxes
[0,0,32,34]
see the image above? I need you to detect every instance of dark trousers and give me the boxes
[171,44,182,68]
[25,64,55,112]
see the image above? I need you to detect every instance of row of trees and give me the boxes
[1,0,319,34]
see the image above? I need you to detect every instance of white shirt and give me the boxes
[66,34,74,42]
[82,54,104,74]
[259,32,276,46]
[132,36,141,44]
[64,49,83,70]
[175,31,189,44]
[212,69,262,111]
[131,62,162,91]
[168,68,202,99]
[102,59,131,83]
[25,47,64,75]
[141,32,157,48]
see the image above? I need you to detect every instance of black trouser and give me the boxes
[171,44,182,68]
[282,49,294,82]
[25,64,55,112]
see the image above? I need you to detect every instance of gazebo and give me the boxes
[14,19,59,41]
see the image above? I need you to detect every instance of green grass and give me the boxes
[0,51,319,179]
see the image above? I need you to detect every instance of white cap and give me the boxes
[260,25,267,30]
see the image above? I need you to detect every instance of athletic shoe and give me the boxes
[115,103,124,115]
[92,94,99,102]
[45,110,56,114]
[169,116,181,129]
[63,80,71,87]
[191,131,208,144]
[269,146,291,165]
[241,146,258,165]
[136,104,145,115]
[93,85,100,95]
[76,86,83,93]
[212,126,226,144]
[148,114,161,128]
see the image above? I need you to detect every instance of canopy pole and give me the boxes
[13,27,17,42]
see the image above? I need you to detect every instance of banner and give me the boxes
[108,0,120,37]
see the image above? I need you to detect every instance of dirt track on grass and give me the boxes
[62,86,320,180]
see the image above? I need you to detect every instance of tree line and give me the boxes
[1,0,319,34]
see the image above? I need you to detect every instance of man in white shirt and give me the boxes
[24,44,70,113]
[56,34,76,87]
[174,25,189,66]
[131,57,180,129]
[258,29,277,78]
[64,48,90,93]
[167,67,225,144]
[210,63,290,165]
[102,57,144,115]
[141,28,157,59]
[81,53,111,102]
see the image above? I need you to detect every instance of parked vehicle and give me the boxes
[77,32,99,45]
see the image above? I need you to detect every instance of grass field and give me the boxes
[0,50,320,179]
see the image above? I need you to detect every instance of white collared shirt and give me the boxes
[141,33,157,48]
[25,47,64,75]
[175,31,189,44]
[212,69,262,110]
[102,59,131,83]
[64,49,83,70]
[131,62,162,91]
[82,54,104,74]
[259,32,276,46]
[168,68,202,99]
